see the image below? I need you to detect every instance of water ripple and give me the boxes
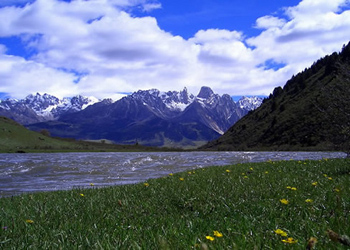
[0,151,346,196]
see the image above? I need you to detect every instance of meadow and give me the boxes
[1,158,349,249]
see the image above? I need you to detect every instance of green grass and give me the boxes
[0,116,182,153]
[1,158,349,249]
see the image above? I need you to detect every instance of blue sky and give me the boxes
[150,0,300,38]
[0,0,349,100]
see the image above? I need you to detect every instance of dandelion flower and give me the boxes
[80,193,84,197]
[334,188,340,192]
[282,237,298,244]
[213,231,223,237]
[307,237,317,249]
[265,171,269,174]
[226,169,231,173]
[26,219,34,224]
[328,177,333,180]
[280,199,289,205]
[287,186,292,189]
[144,183,149,187]
[169,173,173,176]
[179,177,184,181]
[312,182,318,186]
[323,174,328,177]
[291,187,297,191]
[305,199,313,203]
[250,167,253,171]
[244,176,248,179]
[90,183,94,186]
[206,236,215,241]
[274,229,288,237]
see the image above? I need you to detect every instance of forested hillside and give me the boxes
[202,42,350,152]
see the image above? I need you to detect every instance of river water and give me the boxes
[0,151,346,196]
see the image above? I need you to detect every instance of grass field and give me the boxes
[1,158,349,249]
[0,116,180,153]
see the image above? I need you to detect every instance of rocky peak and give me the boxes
[179,87,194,104]
[197,86,214,99]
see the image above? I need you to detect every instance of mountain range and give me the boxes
[0,87,262,148]
[202,42,350,152]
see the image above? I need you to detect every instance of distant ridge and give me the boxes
[201,42,350,152]
[25,87,263,148]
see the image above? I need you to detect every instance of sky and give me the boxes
[0,0,349,100]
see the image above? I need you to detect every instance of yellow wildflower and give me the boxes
[323,174,328,177]
[244,176,248,179]
[250,167,253,171]
[305,199,313,203]
[226,169,231,173]
[280,199,289,205]
[291,187,297,191]
[307,237,317,249]
[286,186,292,189]
[90,183,94,186]
[206,236,215,241]
[312,182,318,186]
[334,188,340,192]
[328,177,333,180]
[179,177,184,181]
[213,231,223,237]
[265,171,269,174]
[144,183,149,187]
[80,193,84,197]
[282,237,298,244]
[169,173,173,176]
[274,229,288,237]
[26,219,34,224]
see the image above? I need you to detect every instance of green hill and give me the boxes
[0,116,82,152]
[0,116,169,153]
[201,42,350,152]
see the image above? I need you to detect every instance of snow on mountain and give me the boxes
[237,96,263,111]
[24,93,99,119]
[160,87,195,111]
[0,93,99,124]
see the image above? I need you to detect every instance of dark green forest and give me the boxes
[202,42,350,152]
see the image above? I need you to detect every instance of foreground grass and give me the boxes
[1,158,349,249]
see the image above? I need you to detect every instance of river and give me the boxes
[0,151,346,196]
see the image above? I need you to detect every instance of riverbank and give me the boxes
[1,158,349,249]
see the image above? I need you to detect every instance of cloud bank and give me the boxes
[0,0,349,99]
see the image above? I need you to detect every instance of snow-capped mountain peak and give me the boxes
[238,96,263,110]
[0,93,99,124]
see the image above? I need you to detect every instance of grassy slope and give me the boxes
[202,43,350,151]
[0,116,76,152]
[1,158,349,249]
[0,116,180,153]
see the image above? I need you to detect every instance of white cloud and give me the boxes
[0,53,78,98]
[0,0,349,99]
[255,16,286,29]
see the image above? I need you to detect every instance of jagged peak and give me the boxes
[197,86,214,99]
